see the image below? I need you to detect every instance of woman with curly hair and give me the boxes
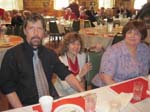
[53,32,92,96]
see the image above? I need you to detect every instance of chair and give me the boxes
[84,20,91,28]
[72,20,80,32]
[49,21,60,33]
[48,21,64,50]
[5,24,14,35]
[13,25,26,40]
[48,33,63,49]
[86,50,104,86]
[112,33,124,45]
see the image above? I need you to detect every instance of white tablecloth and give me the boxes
[79,27,115,49]
[3,76,149,112]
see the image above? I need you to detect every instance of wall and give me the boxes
[23,0,63,16]
[23,0,137,16]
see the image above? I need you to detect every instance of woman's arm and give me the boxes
[100,73,116,85]
[65,74,84,92]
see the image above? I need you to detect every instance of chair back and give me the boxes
[13,25,25,40]
[86,50,104,85]
[49,21,59,33]
[112,33,124,45]
[5,24,14,35]
[72,20,80,32]
[84,20,91,28]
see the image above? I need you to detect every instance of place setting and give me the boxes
[32,92,98,112]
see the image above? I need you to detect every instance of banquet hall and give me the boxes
[0,0,150,111]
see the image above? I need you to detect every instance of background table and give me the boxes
[0,35,23,68]
[79,27,115,49]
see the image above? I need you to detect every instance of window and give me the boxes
[54,0,69,10]
[0,0,23,10]
[134,0,147,10]
[99,0,114,9]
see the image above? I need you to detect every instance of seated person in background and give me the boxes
[85,9,96,27]
[0,8,4,19]
[11,9,23,27]
[0,13,84,108]
[3,11,11,23]
[54,32,92,96]
[63,8,77,20]
[67,0,80,18]
[135,2,150,45]
[92,20,150,87]
[22,10,31,20]
[79,10,88,20]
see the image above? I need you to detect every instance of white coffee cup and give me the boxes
[39,96,53,112]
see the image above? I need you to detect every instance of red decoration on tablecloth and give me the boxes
[110,77,149,103]
[32,96,85,112]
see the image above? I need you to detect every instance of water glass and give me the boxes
[84,93,97,112]
[39,96,53,112]
[107,23,113,33]
[108,100,121,112]
[133,81,143,101]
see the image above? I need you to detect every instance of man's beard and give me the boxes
[30,36,42,48]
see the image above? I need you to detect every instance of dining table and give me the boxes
[3,76,150,112]
[79,25,123,50]
[0,35,23,68]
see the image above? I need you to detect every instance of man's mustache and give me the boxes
[31,36,41,40]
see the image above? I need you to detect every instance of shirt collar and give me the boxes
[23,40,44,57]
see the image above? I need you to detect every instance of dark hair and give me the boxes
[60,32,83,55]
[135,2,150,20]
[23,12,46,31]
[122,20,147,40]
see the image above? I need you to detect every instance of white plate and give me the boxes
[54,104,84,112]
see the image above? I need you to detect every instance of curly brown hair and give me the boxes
[122,20,147,40]
[60,32,83,55]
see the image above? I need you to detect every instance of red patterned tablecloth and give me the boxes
[110,77,149,103]
[32,96,85,112]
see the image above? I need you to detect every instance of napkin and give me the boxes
[96,92,133,112]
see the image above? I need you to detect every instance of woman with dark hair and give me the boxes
[92,20,150,87]
[53,32,92,96]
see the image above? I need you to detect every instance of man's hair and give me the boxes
[23,12,46,31]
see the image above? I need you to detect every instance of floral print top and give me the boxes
[98,40,150,86]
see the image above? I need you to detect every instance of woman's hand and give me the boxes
[79,62,92,78]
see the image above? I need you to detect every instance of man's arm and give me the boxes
[65,74,84,92]
[6,92,23,108]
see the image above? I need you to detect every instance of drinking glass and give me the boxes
[84,93,97,112]
[39,96,53,112]
[133,81,143,101]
